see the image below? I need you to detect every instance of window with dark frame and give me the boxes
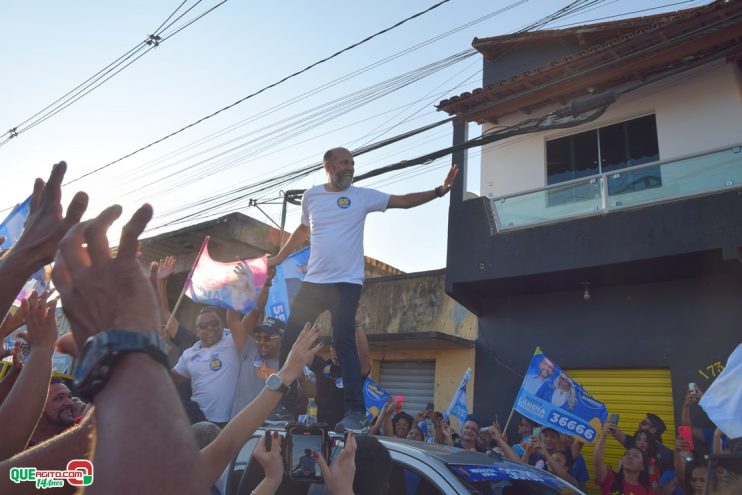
[546,114,660,205]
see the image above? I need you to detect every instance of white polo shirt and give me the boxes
[301,185,390,285]
[174,334,240,422]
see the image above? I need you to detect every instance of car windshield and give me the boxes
[449,464,583,495]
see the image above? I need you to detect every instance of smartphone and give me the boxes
[286,423,327,482]
[609,413,619,426]
[533,427,542,437]
[678,426,695,451]
[264,429,273,452]
[329,431,350,463]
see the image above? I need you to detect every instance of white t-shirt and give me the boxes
[301,185,390,285]
[174,334,240,422]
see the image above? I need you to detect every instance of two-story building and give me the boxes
[438,0,742,473]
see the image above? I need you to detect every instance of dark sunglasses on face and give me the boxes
[197,320,221,330]
[254,334,279,343]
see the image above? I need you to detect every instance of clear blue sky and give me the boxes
[0,0,709,272]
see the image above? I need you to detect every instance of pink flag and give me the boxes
[185,239,268,314]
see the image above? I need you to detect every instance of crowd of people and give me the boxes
[0,152,738,495]
[0,150,457,495]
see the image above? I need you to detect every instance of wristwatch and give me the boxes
[265,373,289,394]
[74,330,169,401]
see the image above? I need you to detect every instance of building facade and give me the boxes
[438,0,742,476]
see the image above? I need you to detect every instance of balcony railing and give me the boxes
[490,145,742,231]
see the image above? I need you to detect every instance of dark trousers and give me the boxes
[280,281,364,413]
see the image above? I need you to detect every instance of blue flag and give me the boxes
[363,377,390,420]
[514,348,607,443]
[0,195,31,251]
[265,247,310,321]
[445,368,472,423]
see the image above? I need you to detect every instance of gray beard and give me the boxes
[333,173,353,190]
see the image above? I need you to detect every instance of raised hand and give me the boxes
[253,431,284,481]
[14,162,88,267]
[19,290,57,353]
[438,164,460,196]
[53,204,159,355]
[157,256,176,280]
[317,432,357,495]
[278,323,322,383]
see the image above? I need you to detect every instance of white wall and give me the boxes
[480,61,742,198]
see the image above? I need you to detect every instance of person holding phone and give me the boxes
[594,427,656,495]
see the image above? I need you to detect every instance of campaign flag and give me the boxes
[0,195,31,251]
[700,343,742,438]
[185,238,269,313]
[265,247,310,322]
[0,195,52,307]
[445,367,472,424]
[514,347,607,443]
[363,377,390,420]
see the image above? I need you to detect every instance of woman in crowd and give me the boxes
[634,429,662,492]
[594,427,656,495]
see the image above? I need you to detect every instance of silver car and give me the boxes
[226,428,586,495]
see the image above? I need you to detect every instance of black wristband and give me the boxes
[434,186,443,198]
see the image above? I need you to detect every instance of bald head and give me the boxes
[324,147,354,190]
[323,147,351,164]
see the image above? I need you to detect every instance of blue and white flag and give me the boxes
[265,247,310,322]
[700,343,742,439]
[514,347,607,443]
[363,377,390,420]
[445,367,472,423]
[0,195,31,251]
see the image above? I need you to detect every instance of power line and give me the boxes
[62,0,454,186]
[0,0,227,147]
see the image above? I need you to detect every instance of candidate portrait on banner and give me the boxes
[514,347,607,443]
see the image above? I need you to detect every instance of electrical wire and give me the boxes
[62,0,454,186]
[0,1,228,147]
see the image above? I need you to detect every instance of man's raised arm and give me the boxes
[388,164,459,209]
[227,267,275,352]
[268,223,309,267]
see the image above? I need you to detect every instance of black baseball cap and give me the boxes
[256,317,285,336]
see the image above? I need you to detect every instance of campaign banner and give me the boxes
[0,195,31,251]
[265,247,310,322]
[363,377,390,420]
[514,347,607,443]
[186,240,268,314]
[445,367,472,423]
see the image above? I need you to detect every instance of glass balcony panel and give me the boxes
[493,179,603,229]
[607,147,742,208]
[491,146,742,231]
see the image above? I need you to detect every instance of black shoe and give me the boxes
[334,410,371,434]
[265,402,295,425]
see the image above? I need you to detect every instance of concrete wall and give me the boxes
[479,62,742,198]
[360,270,477,340]
[369,346,475,430]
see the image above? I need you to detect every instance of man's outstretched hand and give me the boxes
[53,204,159,355]
[438,164,459,196]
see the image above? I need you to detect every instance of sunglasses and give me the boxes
[254,334,280,343]
[197,321,221,330]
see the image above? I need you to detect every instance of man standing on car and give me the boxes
[269,147,458,431]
